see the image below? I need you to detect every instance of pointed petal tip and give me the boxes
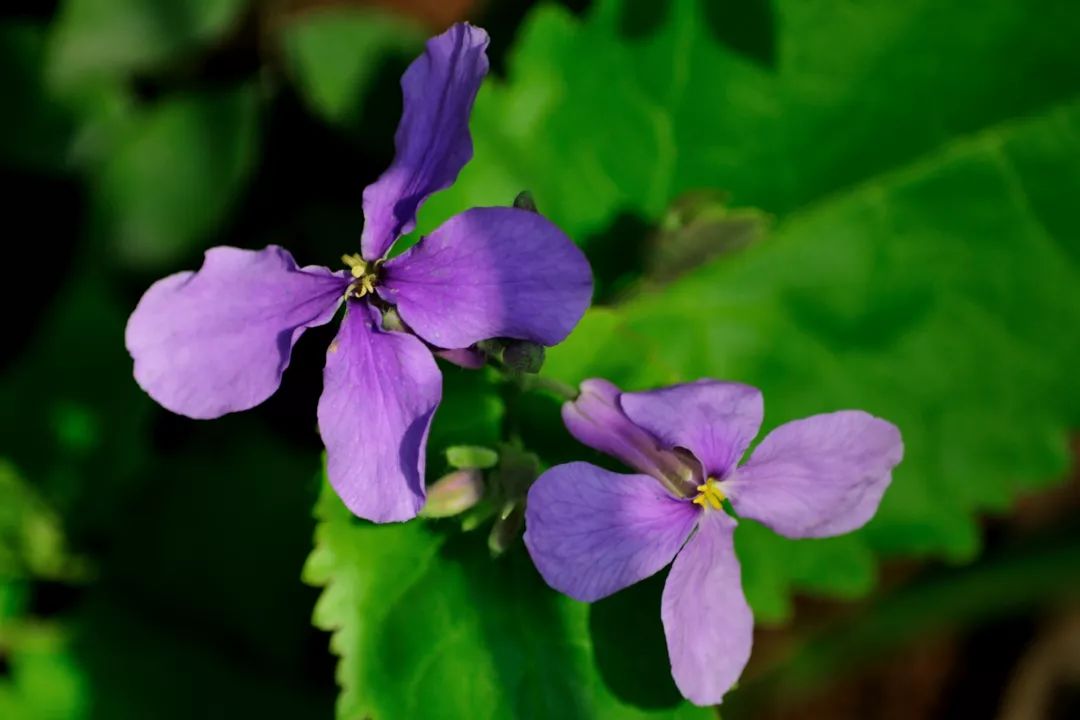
[359,22,491,260]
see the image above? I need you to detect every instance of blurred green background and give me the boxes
[1,0,1078,718]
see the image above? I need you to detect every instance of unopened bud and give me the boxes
[512,191,539,213]
[502,340,545,374]
[446,445,499,470]
[420,469,484,519]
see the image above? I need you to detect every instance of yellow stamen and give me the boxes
[342,254,380,298]
[692,478,725,511]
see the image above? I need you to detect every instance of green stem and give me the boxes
[513,373,578,402]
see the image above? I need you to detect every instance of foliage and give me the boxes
[1,0,1077,717]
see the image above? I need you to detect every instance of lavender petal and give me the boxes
[725,411,903,538]
[318,301,442,523]
[360,23,489,260]
[379,206,592,348]
[621,381,763,478]
[563,379,699,488]
[662,510,753,706]
[125,245,347,419]
[524,462,698,603]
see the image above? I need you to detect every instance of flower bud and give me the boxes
[502,340,545,374]
[512,191,538,213]
[420,469,484,519]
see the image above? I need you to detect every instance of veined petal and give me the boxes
[125,245,347,419]
[662,510,753,706]
[524,462,698,603]
[621,381,763,478]
[318,302,442,523]
[562,379,699,487]
[725,411,903,538]
[360,23,489,260]
[379,207,592,348]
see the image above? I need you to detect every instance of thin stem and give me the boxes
[515,374,578,402]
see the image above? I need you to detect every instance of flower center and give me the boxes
[692,477,725,510]
[342,254,380,298]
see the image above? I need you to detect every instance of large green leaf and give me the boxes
[92,85,260,269]
[418,0,1080,238]
[305,482,711,720]
[47,0,248,86]
[545,99,1080,620]
[281,7,424,129]
[305,362,713,718]
[407,0,1080,622]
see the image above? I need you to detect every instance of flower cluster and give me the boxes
[125,22,903,709]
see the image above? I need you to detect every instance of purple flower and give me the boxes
[524,379,903,705]
[124,24,593,523]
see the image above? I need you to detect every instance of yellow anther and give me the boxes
[341,253,366,269]
[692,478,725,511]
[342,254,380,297]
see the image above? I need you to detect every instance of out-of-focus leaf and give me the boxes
[304,482,712,720]
[46,0,248,86]
[418,0,1080,241]
[732,528,1080,712]
[66,592,331,719]
[0,610,88,720]
[281,7,424,128]
[545,100,1080,620]
[0,271,152,542]
[0,461,89,720]
[0,23,75,172]
[0,462,90,583]
[93,84,260,269]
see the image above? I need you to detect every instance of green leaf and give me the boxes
[305,482,712,720]
[281,7,424,128]
[0,610,88,720]
[93,84,260,269]
[546,99,1080,620]
[0,22,76,172]
[417,0,1080,240]
[46,0,248,86]
[0,461,90,583]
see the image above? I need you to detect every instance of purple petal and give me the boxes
[434,347,487,369]
[360,23,489,260]
[725,411,903,538]
[125,245,347,419]
[318,301,442,523]
[662,510,753,706]
[621,381,764,478]
[562,379,700,487]
[379,207,593,348]
[524,462,698,603]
